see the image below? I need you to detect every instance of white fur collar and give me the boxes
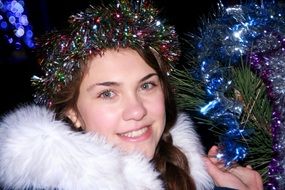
[170,113,214,190]
[0,105,214,190]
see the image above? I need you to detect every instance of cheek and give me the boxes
[79,106,119,135]
[149,92,165,116]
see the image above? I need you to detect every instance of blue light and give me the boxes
[15,22,20,28]
[0,0,34,49]
[19,14,27,25]
[25,40,34,48]
[0,20,7,28]
[8,15,15,24]
[15,41,22,49]
[11,0,24,14]
[15,26,24,37]
[8,37,12,43]
[26,29,32,37]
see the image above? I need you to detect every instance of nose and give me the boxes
[122,94,147,121]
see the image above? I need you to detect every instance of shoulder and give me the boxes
[170,112,215,190]
[0,104,163,190]
[170,113,205,154]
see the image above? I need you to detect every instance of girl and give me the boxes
[0,1,262,189]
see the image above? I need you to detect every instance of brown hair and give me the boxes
[50,47,196,190]
[137,48,196,190]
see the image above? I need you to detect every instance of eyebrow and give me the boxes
[86,73,158,92]
[140,73,158,83]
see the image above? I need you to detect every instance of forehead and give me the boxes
[88,48,152,70]
[82,48,156,81]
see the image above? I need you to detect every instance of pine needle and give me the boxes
[170,59,272,182]
[231,62,272,182]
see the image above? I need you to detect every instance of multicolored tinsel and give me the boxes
[31,0,180,106]
[193,1,285,189]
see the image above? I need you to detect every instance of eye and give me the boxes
[98,89,115,99]
[141,81,156,90]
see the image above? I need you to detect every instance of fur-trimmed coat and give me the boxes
[0,105,214,190]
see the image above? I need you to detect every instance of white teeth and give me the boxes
[121,127,148,138]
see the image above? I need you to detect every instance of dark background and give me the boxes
[0,0,240,149]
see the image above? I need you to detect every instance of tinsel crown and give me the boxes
[31,0,180,106]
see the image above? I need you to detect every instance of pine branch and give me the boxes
[231,63,272,182]
[171,60,272,182]
[170,67,206,112]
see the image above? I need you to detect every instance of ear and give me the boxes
[65,109,82,129]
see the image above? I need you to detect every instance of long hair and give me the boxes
[136,48,196,190]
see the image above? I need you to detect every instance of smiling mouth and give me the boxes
[119,126,149,138]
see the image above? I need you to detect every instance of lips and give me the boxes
[118,126,151,141]
[120,127,148,138]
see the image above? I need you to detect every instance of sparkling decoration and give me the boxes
[191,1,285,189]
[0,0,34,49]
[31,0,180,106]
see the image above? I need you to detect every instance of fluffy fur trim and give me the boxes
[0,105,162,190]
[171,113,214,190]
[0,105,214,190]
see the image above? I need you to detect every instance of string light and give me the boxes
[0,0,34,49]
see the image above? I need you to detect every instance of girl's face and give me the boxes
[68,48,166,159]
